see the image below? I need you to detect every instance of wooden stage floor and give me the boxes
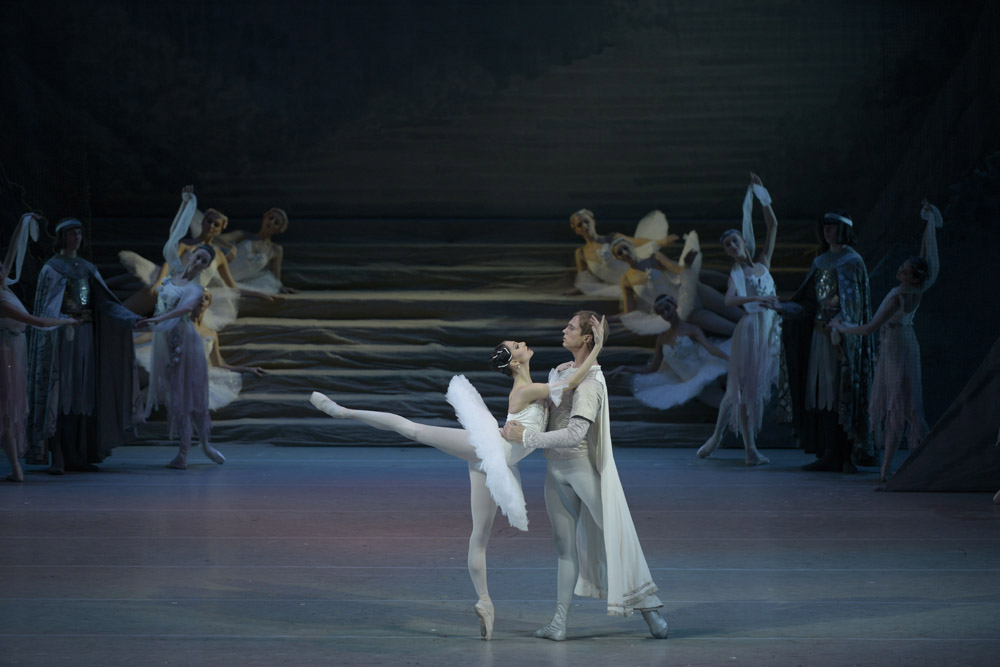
[2,445,998,666]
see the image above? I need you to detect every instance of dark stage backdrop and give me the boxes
[2,0,999,426]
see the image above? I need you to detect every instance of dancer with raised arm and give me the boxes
[832,200,943,485]
[309,315,606,641]
[697,173,783,466]
[135,186,227,469]
[607,293,730,411]
[503,311,669,641]
[216,207,297,294]
[1,214,79,481]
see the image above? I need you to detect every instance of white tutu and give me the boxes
[446,375,529,531]
[632,337,732,410]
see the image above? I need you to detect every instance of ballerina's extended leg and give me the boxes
[310,391,478,462]
[469,467,498,640]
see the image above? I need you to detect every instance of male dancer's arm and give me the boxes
[506,375,602,448]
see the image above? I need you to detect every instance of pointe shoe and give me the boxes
[166,455,187,470]
[201,444,226,465]
[745,450,769,466]
[697,435,721,459]
[310,391,349,418]
[641,609,669,639]
[535,603,568,641]
[5,473,24,483]
[474,599,494,641]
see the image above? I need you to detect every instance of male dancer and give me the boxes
[504,310,669,641]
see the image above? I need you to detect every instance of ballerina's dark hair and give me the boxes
[907,255,930,285]
[489,343,513,377]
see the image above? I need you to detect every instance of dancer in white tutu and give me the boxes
[570,209,677,297]
[216,207,297,294]
[614,233,743,337]
[308,315,606,641]
[135,186,227,469]
[697,173,782,466]
[832,199,942,485]
[608,293,730,411]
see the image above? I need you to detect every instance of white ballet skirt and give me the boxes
[119,249,239,331]
[446,375,540,531]
[0,290,30,457]
[719,267,782,436]
[574,244,629,297]
[869,287,928,450]
[631,336,732,410]
[228,239,283,294]
[135,331,242,412]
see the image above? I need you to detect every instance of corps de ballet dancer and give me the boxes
[1,214,80,481]
[607,293,731,412]
[832,199,943,485]
[503,311,669,641]
[214,207,297,294]
[569,208,677,297]
[135,186,227,469]
[308,315,607,641]
[697,173,782,466]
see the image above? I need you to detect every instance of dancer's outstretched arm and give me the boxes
[832,289,901,336]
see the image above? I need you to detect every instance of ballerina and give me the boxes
[309,315,607,641]
[607,293,731,411]
[1,214,79,482]
[135,186,227,469]
[570,209,677,297]
[613,232,743,337]
[214,208,297,294]
[697,173,782,466]
[832,199,943,485]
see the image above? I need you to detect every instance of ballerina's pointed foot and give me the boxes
[310,391,350,418]
[697,436,720,459]
[745,451,769,466]
[202,444,226,465]
[474,599,494,641]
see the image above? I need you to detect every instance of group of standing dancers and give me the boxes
[1,173,944,640]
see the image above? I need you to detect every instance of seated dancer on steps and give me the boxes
[214,207,297,294]
[135,186,227,469]
[697,173,783,466]
[504,311,669,641]
[607,293,731,412]
[309,315,606,641]
[569,208,678,297]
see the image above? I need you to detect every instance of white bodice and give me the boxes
[229,239,275,280]
[507,401,547,434]
[743,265,777,298]
[154,278,200,319]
